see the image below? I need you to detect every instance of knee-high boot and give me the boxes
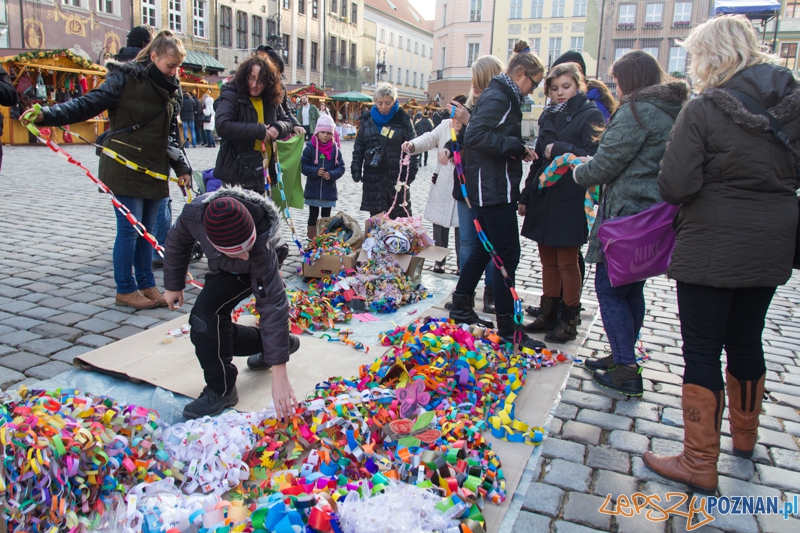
[726,368,765,458]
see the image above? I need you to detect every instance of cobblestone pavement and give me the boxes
[2,141,800,532]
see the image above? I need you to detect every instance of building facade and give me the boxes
[364,0,433,100]
[427,0,494,106]
[7,0,134,62]
[775,0,800,73]
[594,0,711,86]
[278,0,323,86]
[325,0,363,91]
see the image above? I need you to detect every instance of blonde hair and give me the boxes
[507,40,544,79]
[544,62,586,98]
[373,82,398,102]
[681,15,775,92]
[467,55,504,106]
[136,29,187,63]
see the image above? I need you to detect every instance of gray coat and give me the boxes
[659,64,800,288]
[574,81,690,263]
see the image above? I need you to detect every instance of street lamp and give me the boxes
[267,13,283,51]
[376,48,387,83]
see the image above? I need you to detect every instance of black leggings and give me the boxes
[677,281,776,391]
[308,206,332,226]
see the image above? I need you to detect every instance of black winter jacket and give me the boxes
[163,187,290,367]
[351,108,419,216]
[520,93,604,247]
[39,60,190,200]
[463,77,528,207]
[302,141,345,202]
[180,93,196,121]
[214,83,294,190]
[415,117,434,136]
[0,65,18,137]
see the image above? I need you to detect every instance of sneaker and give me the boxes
[592,364,644,396]
[115,290,159,310]
[141,286,168,307]
[183,386,239,419]
[247,334,300,371]
[584,354,614,372]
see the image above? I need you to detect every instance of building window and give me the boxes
[298,0,305,15]
[340,38,347,66]
[65,0,85,7]
[251,15,262,46]
[193,0,207,39]
[220,6,232,46]
[570,36,584,52]
[530,37,541,56]
[470,0,482,21]
[282,34,290,64]
[531,0,543,18]
[380,29,385,42]
[643,46,660,59]
[618,4,636,27]
[422,44,426,57]
[645,3,663,27]
[407,39,411,52]
[168,0,182,32]
[405,70,409,85]
[780,42,798,69]
[421,76,425,90]
[98,0,116,15]
[282,0,290,8]
[330,36,337,64]
[396,35,400,48]
[142,0,159,26]
[467,43,480,66]
[787,0,800,17]
[413,72,417,87]
[573,0,586,16]
[297,37,305,66]
[236,11,247,49]
[351,2,357,22]
[552,0,564,17]
[669,46,686,74]
[548,37,562,60]
[442,3,447,26]
[615,46,632,61]
[430,47,433,59]
[510,0,522,19]
[267,18,276,40]
[415,41,418,54]
[331,0,336,13]
[313,0,318,18]
[350,42,357,69]
[440,45,446,69]
[340,0,346,17]
[673,2,692,25]
[507,38,516,60]
[311,42,318,70]
[398,68,402,85]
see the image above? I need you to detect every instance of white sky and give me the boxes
[409,0,435,20]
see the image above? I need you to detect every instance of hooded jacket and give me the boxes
[462,76,528,207]
[521,92,604,247]
[180,92,196,122]
[40,59,190,200]
[659,64,800,288]
[163,187,291,366]
[574,80,690,263]
[301,139,345,202]
[213,82,294,190]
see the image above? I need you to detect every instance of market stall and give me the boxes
[328,90,373,137]
[286,83,329,119]
[179,68,220,100]
[1,49,107,145]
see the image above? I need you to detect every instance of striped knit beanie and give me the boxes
[203,197,256,255]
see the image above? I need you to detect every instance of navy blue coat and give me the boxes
[301,141,345,201]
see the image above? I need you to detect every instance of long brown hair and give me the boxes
[544,62,586,99]
[611,51,666,128]
[507,40,544,79]
[135,29,186,63]
[232,56,283,105]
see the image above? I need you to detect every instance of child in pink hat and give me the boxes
[301,114,346,239]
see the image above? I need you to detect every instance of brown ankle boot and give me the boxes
[116,291,159,310]
[642,384,724,494]
[141,287,168,307]
[307,225,318,240]
[726,368,765,458]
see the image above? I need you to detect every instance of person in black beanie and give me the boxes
[115,25,156,62]
[163,188,300,419]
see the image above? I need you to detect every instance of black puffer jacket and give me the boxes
[213,82,294,190]
[163,187,290,366]
[180,93,196,122]
[659,64,800,288]
[520,92,604,247]
[351,108,419,216]
[0,66,18,137]
[39,60,190,200]
[463,76,528,207]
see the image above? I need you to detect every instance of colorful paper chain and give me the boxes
[537,153,583,189]
[386,152,413,218]
[449,108,525,330]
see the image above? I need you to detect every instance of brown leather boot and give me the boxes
[115,291,158,310]
[307,225,318,240]
[141,287,168,307]
[726,368,765,458]
[642,384,724,494]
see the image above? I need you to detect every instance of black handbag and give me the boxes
[96,103,168,156]
[236,149,265,183]
[727,89,800,269]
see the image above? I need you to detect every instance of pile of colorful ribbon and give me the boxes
[303,230,355,266]
[362,214,435,257]
[0,387,167,533]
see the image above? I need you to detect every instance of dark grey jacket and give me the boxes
[659,64,800,288]
[163,187,291,366]
[574,81,690,263]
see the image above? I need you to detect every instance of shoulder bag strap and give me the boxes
[103,102,169,140]
[725,88,800,163]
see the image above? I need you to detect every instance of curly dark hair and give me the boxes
[232,56,283,106]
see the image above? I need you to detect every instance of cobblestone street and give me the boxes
[2,140,800,531]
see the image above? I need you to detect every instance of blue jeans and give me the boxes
[456,200,493,287]
[113,195,160,294]
[153,197,172,247]
[204,130,215,147]
[594,262,646,365]
[182,120,196,147]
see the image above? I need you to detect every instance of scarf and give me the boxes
[370,100,400,128]
[312,134,337,164]
[543,101,569,115]
[586,87,611,123]
[147,62,181,95]
[497,74,525,105]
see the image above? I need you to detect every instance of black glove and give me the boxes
[352,172,362,183]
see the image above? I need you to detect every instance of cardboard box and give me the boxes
[302,250,359,279]
[358,218,450,280]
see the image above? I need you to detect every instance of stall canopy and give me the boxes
[328,90,372,102]
[181,50,226,75]
[713,0,781,18]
